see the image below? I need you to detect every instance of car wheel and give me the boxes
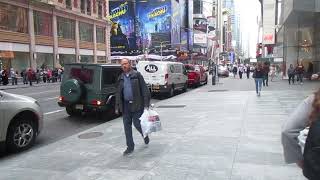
[182,82,188,92]
[168,86,174,97]
[66,106,82,117]
[204,77,208,85]
[6,118,36,152]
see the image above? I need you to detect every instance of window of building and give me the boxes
[57,17,75,40]
[96,26,105,43]
[87,0,91,15]
[66,0,72,9]
[79,22,93,42]
[97,56,106,63]
[98,1,102,18]
[59,54,76,67]
[81,0,85,14]
[34,11,53,36]
[193,0,203,14]
[0,3,28,33]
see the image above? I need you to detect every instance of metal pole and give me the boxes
[160,42,163,61]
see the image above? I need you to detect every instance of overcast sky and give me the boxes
[235,0,261,58]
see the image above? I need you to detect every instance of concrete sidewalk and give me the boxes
[0,81,314,179]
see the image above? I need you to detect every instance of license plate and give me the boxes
[75,104,83,110]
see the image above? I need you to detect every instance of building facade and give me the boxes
[0,0,110,72]
[275,0,320,76]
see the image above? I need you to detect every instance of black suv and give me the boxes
[58,63,122,117]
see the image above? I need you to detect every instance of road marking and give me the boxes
[44,109,65,115]
[43,97,58,101]
[25,90,59,96]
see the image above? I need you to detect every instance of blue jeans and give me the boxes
[122,102,143,150]
[255,78,263,94]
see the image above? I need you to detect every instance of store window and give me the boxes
[97,56,106,63]
[79,22,93,42]
[36,53,54,69]
[96,26,105,43]
[34,11,53,36]
[0,52,29,73]
[59,54,76,67]
[57,17,75,40]
[0,3,28,33]
[80,55,93,63]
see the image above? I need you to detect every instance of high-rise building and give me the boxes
[0,0,110,72]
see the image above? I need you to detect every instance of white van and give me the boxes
[136,61,188,96]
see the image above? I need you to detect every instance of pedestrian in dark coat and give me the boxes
[27,68,34,86]
[253,62,264,96]
[115,58,151,156]
[1,69,8,85]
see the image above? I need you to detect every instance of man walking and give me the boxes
[116,58,151,156]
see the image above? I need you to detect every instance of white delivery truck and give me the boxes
[136,61,188,97]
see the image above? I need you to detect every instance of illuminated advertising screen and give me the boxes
[109,1,136,51]
[136,0,172,48]
[171,0,180,47]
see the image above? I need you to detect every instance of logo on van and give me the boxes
[145,64,158,73]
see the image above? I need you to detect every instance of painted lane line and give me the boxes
[44,109,65,115]
[25,90,59,96]
[43,97,59,101]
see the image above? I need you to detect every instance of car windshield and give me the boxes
[69,68,94,84]
[185,65,195,71]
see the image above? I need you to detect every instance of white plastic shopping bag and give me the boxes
[298,127,309,153]
[139,108,161,137]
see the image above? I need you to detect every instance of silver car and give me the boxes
[0,91,43,152]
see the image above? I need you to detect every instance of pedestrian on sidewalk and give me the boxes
[281,92,315,170]
[296,62,305,85]
[302,88,320,180]
[253,62,264,96]
[263,62,270,87]
[36,69,40,84]
[232,65,238,78]
[1,68,8,85]
[270,64,276,81]
[246,64,251,79]
[287,64,295,85]
[115,58,151,156]
[27,68,34,86]
[21,69,27,84]
[238,65,244,79]
[10,68,16,85]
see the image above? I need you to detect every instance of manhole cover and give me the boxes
[157,105,186,108]
[208,90,229,92]
[78,132,104,139]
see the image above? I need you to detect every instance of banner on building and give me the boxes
[136,0,172,49]
[194,34,207,44]
[109,1,136,52]
[262,0,276,44]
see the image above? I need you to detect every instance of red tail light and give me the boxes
[91,100,103,106]
[58,96,64,102]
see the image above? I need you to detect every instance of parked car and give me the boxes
[218,65,229,77]
[58,63,122,117]
[185,64,201,87]
[136,61,188,97]
[194,65,208,85]
[0,91,43,152]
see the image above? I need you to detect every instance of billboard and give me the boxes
[136,0,172,49]
[262,0,276,44]
[171,0,181,47]
[109,1,136,52]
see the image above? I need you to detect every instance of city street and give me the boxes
[0,76,317,179]
[1,82,162,151]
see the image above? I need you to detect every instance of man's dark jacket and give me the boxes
[115,70,150,113]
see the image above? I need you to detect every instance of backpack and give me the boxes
[303,117,320,180]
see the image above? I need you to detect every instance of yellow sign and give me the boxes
[148,6,167,19]
[109,2,128,20]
